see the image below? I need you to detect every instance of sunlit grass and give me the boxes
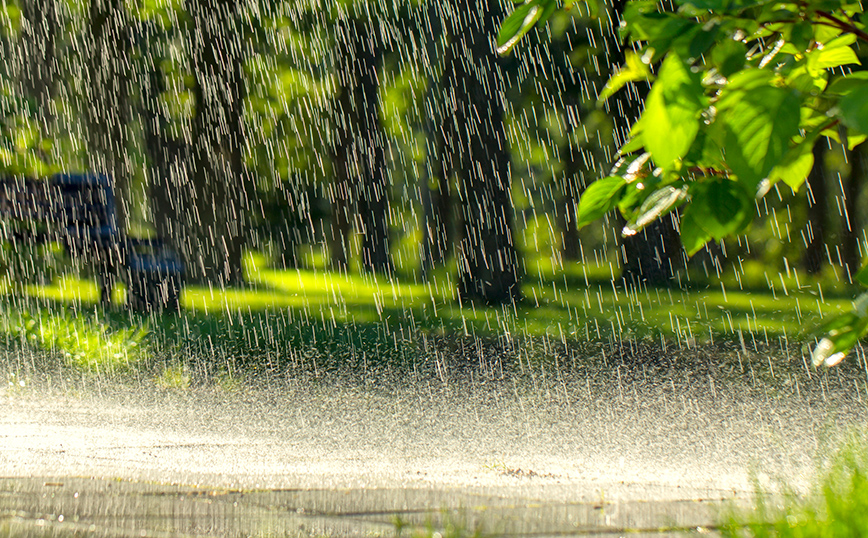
[0,306,147,373]
[0,250,859,377]
[722,429,868,538]
[1,252,856,347]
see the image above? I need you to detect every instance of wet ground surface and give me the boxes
[3,344,867,537]
[0,476,729,537]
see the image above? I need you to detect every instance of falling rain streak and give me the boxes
[1,0,868,535]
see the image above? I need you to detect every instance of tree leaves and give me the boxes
[497,0,572,54]
[640,54,704,171]
[497,1,547,55]
[500,0,868,364]
[598,51,653,103]
[576,175,626,229]
[837,83,868,135]
[717,70,802,190]
[680,177,752,254]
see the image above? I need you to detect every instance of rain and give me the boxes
[1,0,868,536]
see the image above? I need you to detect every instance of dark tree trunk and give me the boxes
[140,28,188,265]
[81,0,132,303]
[842,143,865,280]
[330,18,392,274]
[805,142,828,275]
[419,3,453,278]
[328,133,352,271]
[85,0,131,233]
[420,109,454,276]
[620,215,682,287]
[557,144,583,262]
[185,0,248,286]
[444,0,521,305]
[20,0,58,129]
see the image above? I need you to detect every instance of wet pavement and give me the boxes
[4,358,861,537]
[1,477,730,537]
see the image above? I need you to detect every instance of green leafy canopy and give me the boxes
[500,0,868,365]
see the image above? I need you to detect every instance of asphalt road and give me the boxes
[2,355,865,537]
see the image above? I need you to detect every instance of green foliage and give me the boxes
[499,0,868,365]
[0,84,55,177]
[723,429,868,537]
[0,307,148,373]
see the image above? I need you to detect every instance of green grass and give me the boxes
[0,251,860,376]
[723,430,868,538]
[0,306,147,373]
[15,253,854,341]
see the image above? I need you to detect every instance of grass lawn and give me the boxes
[8,253,856,342]
[0,250,859,380]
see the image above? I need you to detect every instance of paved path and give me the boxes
[1,362,865,536]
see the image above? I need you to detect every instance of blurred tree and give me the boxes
[804,143,829,275]
[842,144,866,279]
[243,6,332,269]
[0,0,55,177]
[440,0,522,304]
[184,0,250,285]
[418,3,454,275]
[19,0,57,131]
[136,19,188,263]
[330,13,393,274]
[84,0,132,231]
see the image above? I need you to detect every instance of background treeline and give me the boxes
[0,0,865,305]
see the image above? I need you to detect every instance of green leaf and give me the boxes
[837,83,868,135]
[718,70,801,189]
[679,205,713,256]
[537,0,558,27]
[619,135,646,155]
[675,0,773,11]
[688,177,753,240]
[808,40,860,73]
[787,20,814,51]
[576,175,627,229]
[622,185,688,236]
[617,119,648,155]
[711,37,747,78]
[827,71,868,96]
[598,51,653,103]
[641,54,704,170]
[617,175,659,213]
[623,5,693,55]
[497,0,544,55]
[767,139,815,191]
[812,293,868,367]
[856,264,868,287]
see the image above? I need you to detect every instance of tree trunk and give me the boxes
[557,144,583,262]
[330,17,392,274]
[842,143,865,280]
[328,133,352,271]
[19,0,58,130]
[804,142,828,275]
[140,27,187,261]
[186,0,248,286]
[420,102,454,276]
[85,0,131,233]
[444,0,521,305]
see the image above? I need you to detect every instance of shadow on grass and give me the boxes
[0,255,859,383]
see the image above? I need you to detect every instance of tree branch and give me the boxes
[815,10,868,42]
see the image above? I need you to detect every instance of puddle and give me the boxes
[0,477,727,537]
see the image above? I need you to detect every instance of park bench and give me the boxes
[0,173,183,311]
